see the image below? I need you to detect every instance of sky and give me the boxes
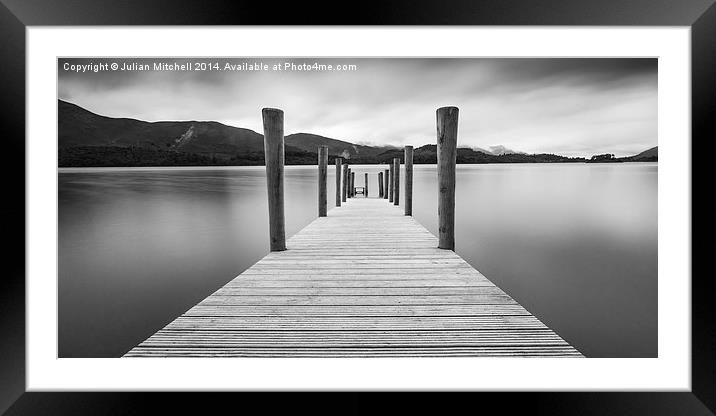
[58,58,657,157]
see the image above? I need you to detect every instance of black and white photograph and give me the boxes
[58,57,658,359]
[2,0,711,411]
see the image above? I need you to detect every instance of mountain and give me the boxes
[59,100,265,157]
[58,100,396,166]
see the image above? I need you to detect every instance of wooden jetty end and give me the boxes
[125,198,582,358]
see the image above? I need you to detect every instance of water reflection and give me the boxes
[59,163,656,357]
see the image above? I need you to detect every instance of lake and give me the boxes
[58,163,657,358]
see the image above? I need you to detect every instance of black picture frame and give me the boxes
[1,0,711,414]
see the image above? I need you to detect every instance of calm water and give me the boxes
[58,163,657,357]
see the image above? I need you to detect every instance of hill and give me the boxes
[59,99,265,156]
[586,147,657,163]
[59,100,394,166]
[630,146,658,161]
[57,100,656,167]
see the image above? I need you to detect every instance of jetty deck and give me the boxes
[124,198,582,357]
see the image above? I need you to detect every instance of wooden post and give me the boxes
[365,173,368,197]
[384,169,389,199]
[404,146,413,216]
[341,164,348,202]
[388,163,394,202]
[351,171,355,197]
[393,157,400,206]
[347,168,352,198]
[335,158,342,207]
[437,106,458,250]
[378,171,384,198]
[262,108,286,252]
[318,145,328,217]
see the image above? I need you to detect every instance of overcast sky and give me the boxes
[58,58,656,157]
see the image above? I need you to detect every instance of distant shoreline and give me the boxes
[58,145,655,168]
[58,161,658,170]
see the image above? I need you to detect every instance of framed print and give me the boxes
[1,0,712,414]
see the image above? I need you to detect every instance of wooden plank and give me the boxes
[124,198,581,358]
[182,305,532,316]
[212,287,508,295]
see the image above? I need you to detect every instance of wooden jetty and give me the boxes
[124,106,581,358]
[125,198,581,357]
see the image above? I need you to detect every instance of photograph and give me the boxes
[57,57,658,359]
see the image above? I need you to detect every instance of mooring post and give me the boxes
[262,108,286,252]
[364,173,368,197]
[384,169,389,199]
[404,146,413,216]
[378,171,384,198]
[351,171,355,197]
[318,145,328,217]
[347,168,352,198]
[342,164,348,202]
[393,157,400,206]
[437,106,458,250]
[388,164,394,202]
[335,158,342,207]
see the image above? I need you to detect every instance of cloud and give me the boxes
[58,58,656,157]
